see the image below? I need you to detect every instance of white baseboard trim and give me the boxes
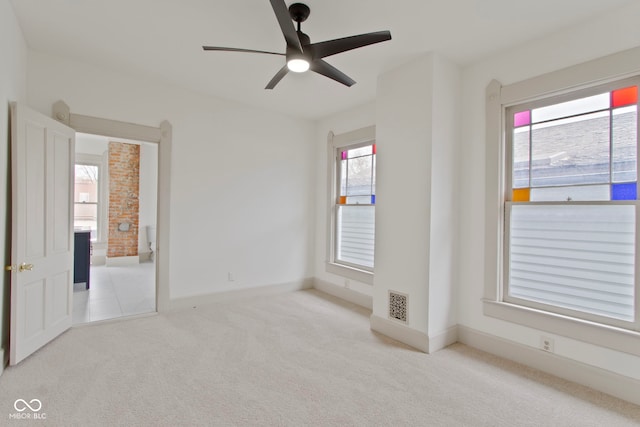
[169,278,314,311]
[0,348,5,377]
[138,251,152,263]
[428,325,459,353]
[313,279,373,310]
[370,314,429,353]
[458,325,640,406]
[105,255,139,266]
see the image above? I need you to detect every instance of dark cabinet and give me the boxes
[74,231,91,289]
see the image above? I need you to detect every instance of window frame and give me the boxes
[74,154,105,242]
[326,126,376,284]
[483,46,640,357]
[502,79,640,331]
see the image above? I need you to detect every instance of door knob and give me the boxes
[19,263,34,272]
[6,263,34,272]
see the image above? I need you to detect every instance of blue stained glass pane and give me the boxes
[612,182,637,200]
[371,195,376,204]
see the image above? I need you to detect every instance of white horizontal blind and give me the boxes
[336,206,375,269]
[508,203,635,321]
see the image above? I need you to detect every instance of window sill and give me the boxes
[483,300,640,357]
[325,262,373,285]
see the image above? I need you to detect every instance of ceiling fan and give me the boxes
[202,0,392,89]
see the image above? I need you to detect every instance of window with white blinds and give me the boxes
[505,78,640,330]
[507,204,635,323]
[334,142,376,271]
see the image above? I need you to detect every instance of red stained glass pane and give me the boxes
[612,86,638,108]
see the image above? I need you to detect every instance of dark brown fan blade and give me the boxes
[203,46,285,56]
[310,60,356,87]
[265,65,289,89]
[309,31,391,59]
[269,0,303,52]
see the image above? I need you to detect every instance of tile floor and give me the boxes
[72,262,156,324]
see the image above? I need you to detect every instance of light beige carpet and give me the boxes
[0,289,639,426]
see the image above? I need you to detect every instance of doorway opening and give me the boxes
[72,133,158,324]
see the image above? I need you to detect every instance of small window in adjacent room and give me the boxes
[504,80,639,330]
[74,163,100,241]
[326,126,376,283]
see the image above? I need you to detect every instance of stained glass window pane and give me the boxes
[514,110,530,127]
[512,188,530,202]
[612,183,637,200]
[612,86,638,108]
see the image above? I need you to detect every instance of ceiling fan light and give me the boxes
[287,58,310,73]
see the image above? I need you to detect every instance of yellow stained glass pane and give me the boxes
[512,188,530,202]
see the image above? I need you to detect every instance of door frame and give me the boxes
[53,101,172,312]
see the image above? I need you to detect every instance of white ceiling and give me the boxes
[10,0,633,120]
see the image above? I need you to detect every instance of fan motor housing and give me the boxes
[289,3,310,23]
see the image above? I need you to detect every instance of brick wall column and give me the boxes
[107,142,140,258]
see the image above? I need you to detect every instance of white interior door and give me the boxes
[8,103,75,365]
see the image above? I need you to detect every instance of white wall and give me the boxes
[375,55,435,337]
[138,142,158,257]
[0,0,27,367]
[373,53,460,351]
[27,51,316,300]
[428,55,460,338]
[459,1,640,379]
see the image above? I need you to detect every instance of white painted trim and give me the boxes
[331,125,376,148]
[72,311,157,328]
[325,262,373,285]
[168,279,314,311]
[105,256,139,266]
[156,121,172,312]
[138,251,152,262]
[313,279,373,310]
[0,349,5,377]
[483,300,640,357]
[70,113,161,143]
[500,45,640,106]
[428,325,459,353]
[370,314,429,353]
[52,101,171,313]
[457,325,640,406]
[484,79,503,303]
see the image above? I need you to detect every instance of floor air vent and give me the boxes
[389,291,408,323]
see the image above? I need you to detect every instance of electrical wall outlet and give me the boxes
[540,336,554,353]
